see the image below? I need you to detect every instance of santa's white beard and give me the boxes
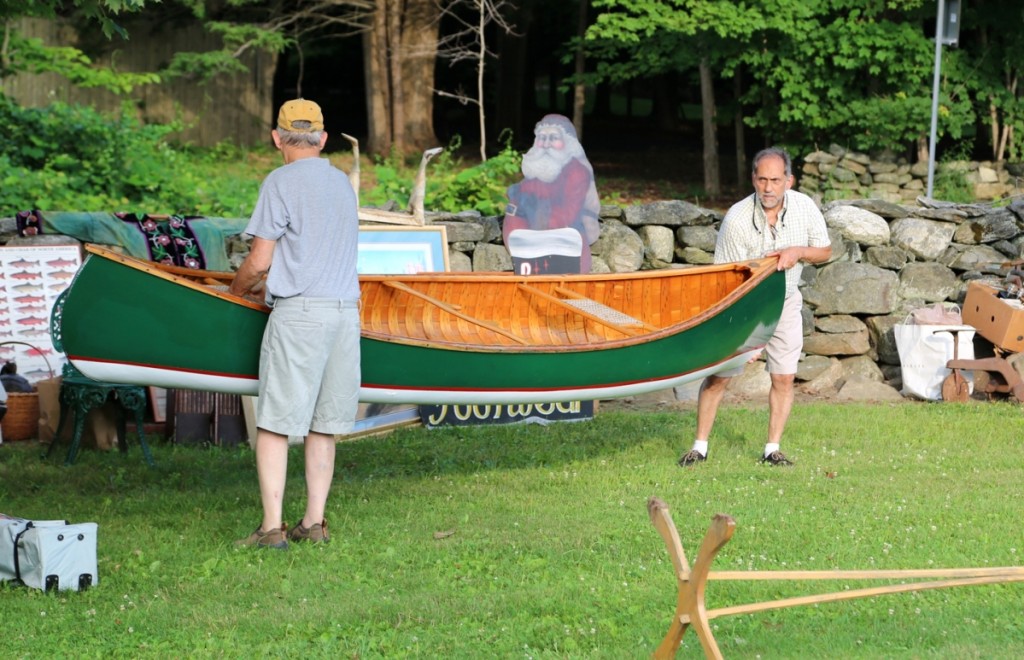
[522,147,573,183]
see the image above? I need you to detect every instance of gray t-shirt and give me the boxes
[244,157,360,304]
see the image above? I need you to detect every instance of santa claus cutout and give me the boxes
[503,114,601,274]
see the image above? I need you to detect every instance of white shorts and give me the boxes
[716,291,804,377]
[256,297,361,437]
[763,291,804,375]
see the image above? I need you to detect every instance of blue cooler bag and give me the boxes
[0,515,98,591]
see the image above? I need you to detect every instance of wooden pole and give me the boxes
[709,566,1024,581]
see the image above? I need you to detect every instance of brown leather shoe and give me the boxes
[288,519,330,544]
[235,524,289,550]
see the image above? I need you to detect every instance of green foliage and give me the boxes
[0,0,150,40]
[959,0,1024,160]
[0,32,159,93]
[0,99,261,216]
[362,134,523,217]
[162,20,292,81]
[586,0,980,155]
[932,165,975,204]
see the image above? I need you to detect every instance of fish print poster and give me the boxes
[0,244,82,383]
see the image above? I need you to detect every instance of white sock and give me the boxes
[692,440,708,456]
[764,442,780,457]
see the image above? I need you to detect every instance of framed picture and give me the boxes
[0,243,82,384]
[357,226,449,275]
[351,225,450,437]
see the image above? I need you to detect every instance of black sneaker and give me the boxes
[761,450,793,466]
[677,449,707,466]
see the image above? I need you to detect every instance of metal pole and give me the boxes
[926,0,945,199]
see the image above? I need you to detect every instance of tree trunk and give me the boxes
[388,0,406,154]
[699,56,720,197]
[476,0,487,161]
[571,0,588,141]
[364,6,392,154]
[733,66,746,186]
[363,0,440,156]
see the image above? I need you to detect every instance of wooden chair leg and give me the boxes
[649,498,691,659]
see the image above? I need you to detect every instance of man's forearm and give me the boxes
[801,245,833,265]
[229,236,275,297]
[229,262,266,297]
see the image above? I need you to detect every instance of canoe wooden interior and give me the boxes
[357,265,775,352]
[57,244,784,403]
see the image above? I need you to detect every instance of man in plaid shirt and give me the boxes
[679,147,832,467]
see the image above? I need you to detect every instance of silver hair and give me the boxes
[277,125,323,149]
[557,130,586,162]
[752,147,792,177]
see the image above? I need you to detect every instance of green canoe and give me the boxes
[54,245,784,405]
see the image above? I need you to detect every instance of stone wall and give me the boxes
[7,188,1024,401]
[799,145,1024,205]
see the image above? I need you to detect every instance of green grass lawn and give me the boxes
[2,401,1023,658]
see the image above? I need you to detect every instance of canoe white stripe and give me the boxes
[71,361,260,396]
[71,348,761,406]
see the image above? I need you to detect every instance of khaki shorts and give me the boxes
[717,291,804,377]
[256,297,361,437]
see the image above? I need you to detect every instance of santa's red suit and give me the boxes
[503,158,599,273]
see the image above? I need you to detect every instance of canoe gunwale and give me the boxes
[82,244,270,313]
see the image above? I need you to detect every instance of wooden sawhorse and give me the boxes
[648,498,1024,658]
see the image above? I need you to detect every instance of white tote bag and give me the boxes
[894,306,975,401]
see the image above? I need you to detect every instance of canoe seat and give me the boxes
[550,285,661,333]
[561,298,644,327]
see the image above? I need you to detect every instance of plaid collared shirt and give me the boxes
[714,190,831,296]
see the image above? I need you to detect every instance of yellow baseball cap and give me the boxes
[277,99,324,132]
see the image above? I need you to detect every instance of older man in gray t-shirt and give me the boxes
[230,98,361,550]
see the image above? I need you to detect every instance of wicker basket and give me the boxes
[0,341,54,442]
[2,392,41,441]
